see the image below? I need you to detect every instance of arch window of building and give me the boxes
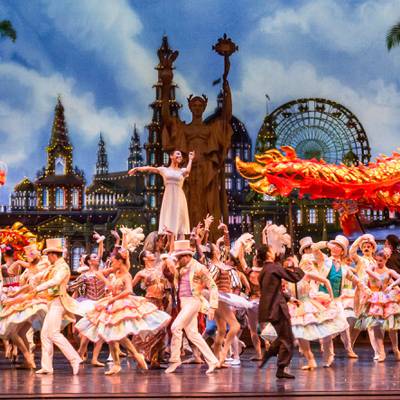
[71,188,79,209]
[150,195,156,208]
[55,187,65,209]
[149,175,156,186]
[225,178,232,190]
[296,209,302,224]
[326,208,334,224]
[71,246,85,272]
[150,153,155,165]
[244,148,250,160]
[309,209,317,224]
[42,188,49,209]
[235,148,241,158]
[55,156,66,175]
[227,149,232,159]
[150,216,157,225]
[236,179,242,191]
[378,210,383,220]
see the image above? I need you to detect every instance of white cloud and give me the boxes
[259,0,400,55]
[0,62,144,167]
[41,0,192,106]
[234,58,400,158]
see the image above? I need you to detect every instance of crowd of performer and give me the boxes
[0,218,400,380]
[0,150,400,379]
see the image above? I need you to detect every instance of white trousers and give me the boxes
[40,298,81,372]
[170,297,218,366]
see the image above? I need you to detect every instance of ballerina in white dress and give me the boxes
[128,150,194,239]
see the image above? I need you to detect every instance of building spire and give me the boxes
[49,96,71,149]
[96,132,108,175]
[128,124,143,169]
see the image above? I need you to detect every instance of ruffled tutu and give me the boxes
[218,292,253,310]
[76,298,97,315]
[261,294,349,342]
[0,294,48,337]
[355,289,400,331]
[75,294,171,343]
[339,288,356,320]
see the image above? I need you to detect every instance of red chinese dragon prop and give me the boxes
[236,146,400,235]
[0,222,39,260]
[0,161,6,186]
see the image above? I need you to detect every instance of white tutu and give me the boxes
[218,292,253,310]
[78,299,96,315]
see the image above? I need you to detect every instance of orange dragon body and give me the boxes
[235,146,400,210]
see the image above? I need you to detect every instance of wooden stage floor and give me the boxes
[1,347,400,399]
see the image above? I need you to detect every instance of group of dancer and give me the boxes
[0,149,400,379]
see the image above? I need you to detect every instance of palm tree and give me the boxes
[387,21,400,51]
[0,20,16,42]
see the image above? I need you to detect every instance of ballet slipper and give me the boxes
[206,363,218,374]
[165,362,182,374]
[377,357,386,362]
[346,350,358,359]
[301,359,317,370]
[323,355,334,368]
[104,365,121,375]
[91,360,105,367]
[135,353,148,370]
[35,368,53,374]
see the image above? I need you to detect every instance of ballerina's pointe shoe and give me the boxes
[323,356,334,368]
[135,353,148,370]
[301,360,317,370]
[347,350,358,359]
[91,360,105,367]
[35,368,53,375]
[394,350,400,361]
[104,365,121,375]
[165,362,182,374]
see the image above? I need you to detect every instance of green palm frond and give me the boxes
[0,20,16,43]
[387,21,400,51]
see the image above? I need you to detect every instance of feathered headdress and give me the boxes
[231,233,255,258]
[265,224,291,256]
[119,226,145,252]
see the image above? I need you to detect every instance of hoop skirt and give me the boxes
[75,292,171,343]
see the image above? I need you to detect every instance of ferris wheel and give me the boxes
[259,98,371,165]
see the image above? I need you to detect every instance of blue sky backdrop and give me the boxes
[1,0,400,203]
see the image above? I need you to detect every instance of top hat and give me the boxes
[299,236,314,255]
[43,238,65,255]
[329,235,349,254]
[172,240,194,257]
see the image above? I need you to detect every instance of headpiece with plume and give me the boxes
[119,226,145,253]
[265,223,291,256]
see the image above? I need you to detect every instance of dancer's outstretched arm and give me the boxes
[128,165,160,175]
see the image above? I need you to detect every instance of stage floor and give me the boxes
[1,347,400,399]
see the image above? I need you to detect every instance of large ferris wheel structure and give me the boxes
[256,98,371,165]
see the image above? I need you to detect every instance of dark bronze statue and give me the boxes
[160,35,237,239]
